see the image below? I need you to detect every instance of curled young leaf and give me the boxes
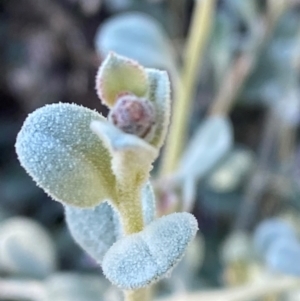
[16,103,116,207]
[96,52,148,108]
[145,69,171,148]
[102,212,198,290]
[141,181,156,225]
[90,119,158,185]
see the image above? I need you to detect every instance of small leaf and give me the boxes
[96,52,148,107]
[177,116,232,180]
[141,181,156,225]
[102,212,198,290]
[65,202,120,264]
[15,103,116,207]
[95,12,176,71]
[146,69,171,148]
[65,182,156,263]
[0,217,56,278]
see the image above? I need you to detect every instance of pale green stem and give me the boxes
[111,151,149,234]
[125,287,152,301]
[160,0,216,175]
[115,182,144,234]
[111,152,151,301]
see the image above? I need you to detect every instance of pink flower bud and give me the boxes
[108,94,156,139]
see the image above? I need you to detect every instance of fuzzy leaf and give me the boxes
[0,218,56,278]
[15,103,116,207]
[141,181,156,225]
[96,52,148,107]
[65,182,156,263]
[102,212,198,290]
[146,69,171,148]
[90,119,158,184]
[95,12,176,71]
[65,202,120,264]
[178,116,232,180]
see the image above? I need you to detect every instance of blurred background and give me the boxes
[2,0,300,300]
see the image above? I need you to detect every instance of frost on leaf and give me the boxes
[96,52,148,108]
[15,103,116,207]
[102,212,198,290]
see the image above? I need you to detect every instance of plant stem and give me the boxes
[111,152,150,301]
[160,0,216,175]
[209,53,255,116]
[115,182,144,234]
[112,150,148,235]
[125,288,152,301]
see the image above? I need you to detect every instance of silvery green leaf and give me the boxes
[65,182,156,263]
[253,218,296,258]
[141,181,156,225]
[207,148,255,193]
[146,69,171,148]
[161,234,205,292]
[95,12,176,72]
[178,116,233,180]
[15,103,116,208]
[65,202,120,264]
[266,236,300,276]
[0,217,56,278]
[102,212,198,290]
[45,273,109,301]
